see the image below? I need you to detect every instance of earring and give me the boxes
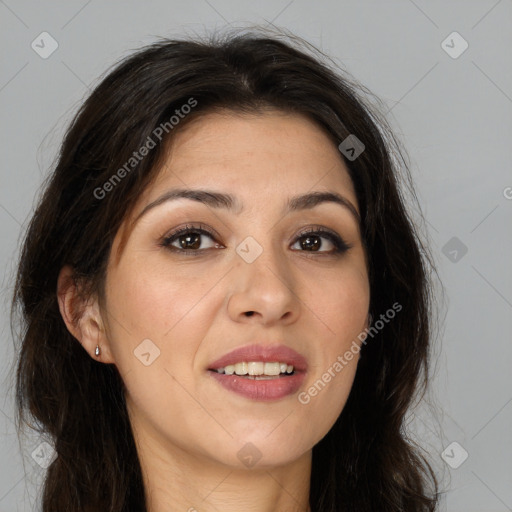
[95,345,101,357]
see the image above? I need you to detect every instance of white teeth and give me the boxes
[248,361,264,375]
[234,362,248,375]
[263,362,281,375]
[214,361,294,376]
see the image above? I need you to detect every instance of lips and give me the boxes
[206,343,308,401]
[207,344,308,372]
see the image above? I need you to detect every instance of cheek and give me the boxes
[103,263,222,432]
[106,259,214,336]
[103,258,224,383]
[297,266,369,434]
[305,263,370,344]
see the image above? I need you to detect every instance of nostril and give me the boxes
[245,311,255,317]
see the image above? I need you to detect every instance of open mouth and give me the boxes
[208,361,296,379]
[208,371,296,380]
[206,344,308,401]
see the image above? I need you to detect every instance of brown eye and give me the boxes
[161,224,221,254]
[175,232,202,250]
[297,234,329,251]
[291,228,351,254]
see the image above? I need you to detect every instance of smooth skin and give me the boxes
[58,110,370,512]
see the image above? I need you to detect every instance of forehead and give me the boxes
[145,109,356,205]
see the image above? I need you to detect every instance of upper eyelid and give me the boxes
[163,223,218,241]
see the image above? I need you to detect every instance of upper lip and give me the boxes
[208,344,308,372]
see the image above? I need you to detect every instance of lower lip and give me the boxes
[208,370,306,401]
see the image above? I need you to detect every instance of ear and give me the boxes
[57,265,116,364]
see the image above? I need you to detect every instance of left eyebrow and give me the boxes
[133,188,360,225]
[287,191,360,224]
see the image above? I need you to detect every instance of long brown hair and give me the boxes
[11,27,441,511]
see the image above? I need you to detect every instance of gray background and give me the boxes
[1,1,511,511]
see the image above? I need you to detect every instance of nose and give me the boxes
[227,244,301,326]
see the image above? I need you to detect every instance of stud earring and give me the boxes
[95,345,101,357]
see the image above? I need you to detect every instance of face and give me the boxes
[99,110,370,469]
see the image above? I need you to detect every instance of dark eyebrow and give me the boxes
[288,191,360,223]
[134,188,360,224]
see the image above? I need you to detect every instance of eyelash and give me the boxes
[159,223,353,256]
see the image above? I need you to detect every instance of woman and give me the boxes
[11,28,440,511]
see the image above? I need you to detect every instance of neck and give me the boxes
[134,426,312,512]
